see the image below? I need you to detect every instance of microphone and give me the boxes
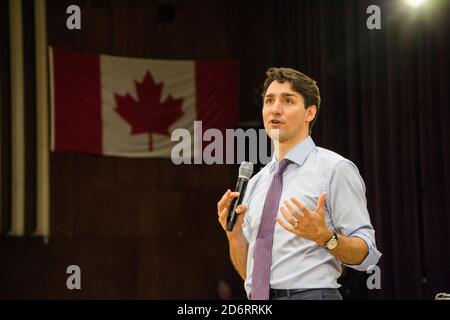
[226,161,254,231]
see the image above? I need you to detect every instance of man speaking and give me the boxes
[217,67,381,300]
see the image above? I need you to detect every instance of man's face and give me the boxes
[262,80,316,144]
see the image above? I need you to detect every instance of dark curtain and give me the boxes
[232,0,449,299]
[0,0,448,300]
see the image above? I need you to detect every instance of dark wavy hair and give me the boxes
[262,67,321,133]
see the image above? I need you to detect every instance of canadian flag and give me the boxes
[49,47,238,157]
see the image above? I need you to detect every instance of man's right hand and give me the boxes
[217,189,248,234]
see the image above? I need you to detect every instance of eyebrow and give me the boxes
[264,92,297,98]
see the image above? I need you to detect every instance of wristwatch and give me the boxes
[323,231,338,250]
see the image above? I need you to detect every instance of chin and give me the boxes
[267,130,289,143]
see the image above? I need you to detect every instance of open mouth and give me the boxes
[270,119,283,124]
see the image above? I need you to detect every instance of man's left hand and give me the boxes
[276,192,333,246]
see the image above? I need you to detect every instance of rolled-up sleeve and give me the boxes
[346,231,382,271]
[327,160,382,271]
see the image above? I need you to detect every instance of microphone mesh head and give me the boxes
[238,162,254,180]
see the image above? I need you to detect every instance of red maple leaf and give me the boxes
[114,71,184,151]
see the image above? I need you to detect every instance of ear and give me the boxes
[306,105,317,123]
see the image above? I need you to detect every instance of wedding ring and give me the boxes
[292,220,298,228]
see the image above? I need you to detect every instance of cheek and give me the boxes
[286,110,303,123]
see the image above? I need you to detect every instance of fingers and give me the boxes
[285,193,327,218]
[276,216,295,233]
[280,206,298,226]
[218,207,228,222]
[290,197,311,217]
[217,189,240,214]
[315,192,327,212]
[218,206,229,227]
[218,204,247,232]
[278,194,328,237]
[235,204,247,215]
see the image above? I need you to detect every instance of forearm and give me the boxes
[329,234,368,265]
[227,232,248,280]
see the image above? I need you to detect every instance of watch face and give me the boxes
[327,238,338,250]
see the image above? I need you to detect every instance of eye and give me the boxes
[265,98,273,104]
[286,99,294,104]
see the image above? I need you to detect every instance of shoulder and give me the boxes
[312,147,361,179]
[314,147,346,165]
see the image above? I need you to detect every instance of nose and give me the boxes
[270,99,282,115]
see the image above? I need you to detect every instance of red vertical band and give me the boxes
[52,48,102,154]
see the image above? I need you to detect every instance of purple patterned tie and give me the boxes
[251,158,290,300]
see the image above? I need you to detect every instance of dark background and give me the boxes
[0,0,448,299]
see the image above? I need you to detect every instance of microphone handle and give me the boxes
[226,178,249,231]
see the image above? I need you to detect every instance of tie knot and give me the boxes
[275,158,290,176]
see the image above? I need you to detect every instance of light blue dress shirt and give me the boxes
[242,136,382,297]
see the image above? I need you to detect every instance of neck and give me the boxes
[274,133,309,161]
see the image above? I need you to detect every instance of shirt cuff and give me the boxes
[342,233,382,272]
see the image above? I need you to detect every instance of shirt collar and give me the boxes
[269,135,316,173]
